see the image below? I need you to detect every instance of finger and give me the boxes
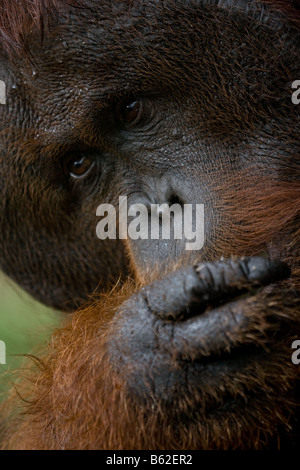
[171,296,260,359]
[142,257,290,320]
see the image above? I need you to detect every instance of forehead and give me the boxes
[4,0,299,142]
[27,0,296,87]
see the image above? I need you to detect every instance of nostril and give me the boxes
[168,193,184,207]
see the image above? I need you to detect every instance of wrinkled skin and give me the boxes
[0,0,299,449]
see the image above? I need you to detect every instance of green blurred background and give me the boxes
[0,273,62,396]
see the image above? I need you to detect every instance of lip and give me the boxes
[181,343,265,394]
[152,283,291,397]
[144,305,282,408]
[134,316,269,407]
[160,268,291,362]
[111,257,292,404]
[169,296,250,360]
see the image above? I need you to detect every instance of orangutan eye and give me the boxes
[115,99,142,126]
[64,154,95,179]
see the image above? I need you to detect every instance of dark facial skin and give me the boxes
[0,0,299,449]
[0,0,299,309]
